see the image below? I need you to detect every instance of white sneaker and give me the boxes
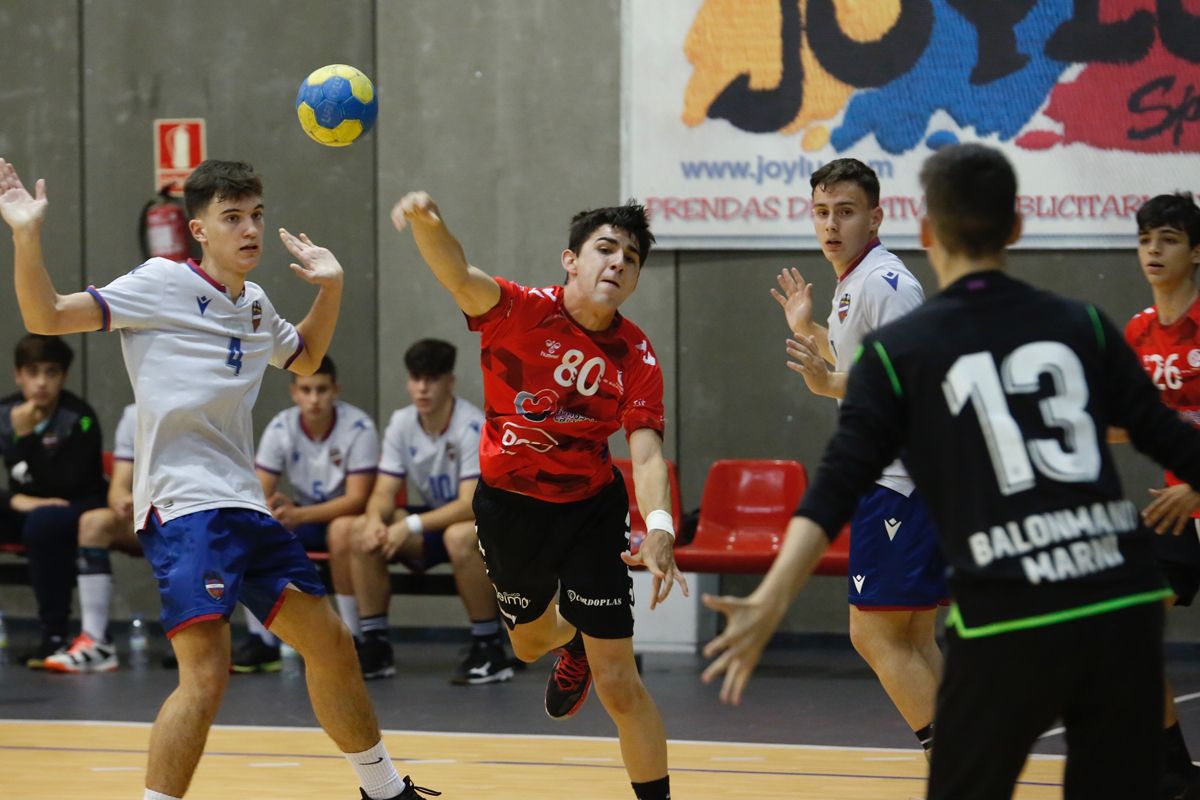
[44,632,118,673]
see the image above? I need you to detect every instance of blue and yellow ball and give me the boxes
[295,64,378,147]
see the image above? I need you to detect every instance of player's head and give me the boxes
[13,334,72,407]
[184,160,264,275]
[289,356,338,421]
[562,202,655,312]
[809,159,883,271]
[919,144,1020,272]
[404,339,456,416]
[1135,193,1200,288]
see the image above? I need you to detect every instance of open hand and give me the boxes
[621,529,689,610]
[770,268,815,336]
[279,229,343,288]
[0,159,48,231]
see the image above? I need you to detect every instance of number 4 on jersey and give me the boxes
[226,336,244,376]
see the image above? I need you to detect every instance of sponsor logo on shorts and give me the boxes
[567,589,624,607]
[494,590,531,608]
[204,572,226,601]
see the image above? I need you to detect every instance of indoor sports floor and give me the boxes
[7,634,1196,799]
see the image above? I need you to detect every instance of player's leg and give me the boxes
[1059,602,1164,799]
[443,519,513,685]
[20,502,91,665]
[350,513,418,679]
[1157,544,1200,793]
[849,608,940,732]
[45,507,130,673]
[326,514,361,637]
[144,618,232,798]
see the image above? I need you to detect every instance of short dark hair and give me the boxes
[292,355,337,383]
[183,160,263,218]
[1137,193,1200,247]
[919,144,1017,258]
[405,339,456,378]
[14,334,73,371]
[810,158,881,208]
[568,202,655,267]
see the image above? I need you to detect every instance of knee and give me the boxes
[327,517,353,558]
[443,522,477,563]
[179,658,230,709]
[592,662,646,718]
[510,636,544,664]
[78,511,111,549]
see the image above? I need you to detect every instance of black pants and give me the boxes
[1,498,103,638]
[929,601,1164,800]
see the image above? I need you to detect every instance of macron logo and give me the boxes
[197,295,212,315]
[852,575,866,593]
[884,518,902,540]
[882,272,899,291]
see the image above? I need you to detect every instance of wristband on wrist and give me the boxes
[405,513,425,535]
[645,509,675,540]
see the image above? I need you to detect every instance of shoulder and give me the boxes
[1126,306,1157,335]
[386,406,418,436]
[338,402,377,434]
[862,249,921,294]
[118,404,138,427]
[59,391,100,419]
[452,398,485,433]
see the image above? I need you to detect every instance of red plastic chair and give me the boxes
[613,458,682,551]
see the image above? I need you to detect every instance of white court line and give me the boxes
[710,756,764,762]
[248,762,301,768]
[90,766,141,772]
[1038,691,1200,740]
[862,756,915,762]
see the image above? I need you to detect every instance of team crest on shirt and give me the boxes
[445,442,457,462]
[514,389,559,422]
[1189,349,1200,369]
[251,301,262,331]
[330,446,343,468]
[837,292,852,322]
[203,572,226,601]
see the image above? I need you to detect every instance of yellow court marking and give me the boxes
[0,720,1064,799]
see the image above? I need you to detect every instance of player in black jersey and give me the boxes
[703,143,1200,799]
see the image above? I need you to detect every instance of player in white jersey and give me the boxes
[44,403,140,673]
[230,355,379,673]
[0,158,435,800]
[348,339,507,685]
[771,158,946,757]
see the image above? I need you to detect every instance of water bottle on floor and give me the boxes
[129,613,148,668]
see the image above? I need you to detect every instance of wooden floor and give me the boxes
[0,720,1064,799]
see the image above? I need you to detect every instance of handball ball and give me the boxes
[295,64,378,147]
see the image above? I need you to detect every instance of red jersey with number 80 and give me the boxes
[1125,300,1200,504]
[466,277,665,502]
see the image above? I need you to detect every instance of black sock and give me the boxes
[1165,722,1198,775]
[470,618,501,643]
[360,614,388,640]
[631,775,670,800]
[914,723,934,751]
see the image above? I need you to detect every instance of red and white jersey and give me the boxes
[255,401,379,507]
[88,257,304,526]
[467,277,665,502]
[113,403,137,463]
[1126,298,1200,500]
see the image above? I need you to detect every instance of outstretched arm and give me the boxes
[391,192,500,317]
[620,428,689,609]
[0,159,101,334]
[278,229,343,375]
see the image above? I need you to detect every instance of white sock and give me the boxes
[78,573,112,641]
[336,593,361,637]
[243,606,278,646]
[347,740,405,799]
[144,790,182,800]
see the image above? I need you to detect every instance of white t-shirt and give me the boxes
[379,398,483,508]
[88,258,304,526]
[113,403,137,463]
[826,240,924,496]
[255,400,379,506]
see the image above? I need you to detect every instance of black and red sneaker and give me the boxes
[545,630,591,720]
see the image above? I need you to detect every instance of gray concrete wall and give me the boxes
[0,1,1191,643]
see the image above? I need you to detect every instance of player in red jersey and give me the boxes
[393,192,686,800]
[1119,192,1200,799]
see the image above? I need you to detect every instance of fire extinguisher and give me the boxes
[138,187,191,262]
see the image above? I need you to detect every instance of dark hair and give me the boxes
[810,158,881,208]
[568,201,655,267]
[404,339,456,378]
[183,160,263,218]
[1137,193,1200,247]
[14,334,73,371]
[919,144,1017,257]
[292,355,337,383]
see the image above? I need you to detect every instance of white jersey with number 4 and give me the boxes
[113,403,137,463]
[255,401,379,506]
[88,258,305,527]
[826,239,924,496]
[379,398,484,508]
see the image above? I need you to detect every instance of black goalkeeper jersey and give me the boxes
[798,270,1200,635]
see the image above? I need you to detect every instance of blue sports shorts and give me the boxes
[848,485,948,609]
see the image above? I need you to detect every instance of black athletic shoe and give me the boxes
[450,638,515,686]
[1162,766,1200,800]
[545,631,591,720]
[22,635,67,670]
[230,636,282,674]
[358,775,441,798]
[357,635,396,680]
